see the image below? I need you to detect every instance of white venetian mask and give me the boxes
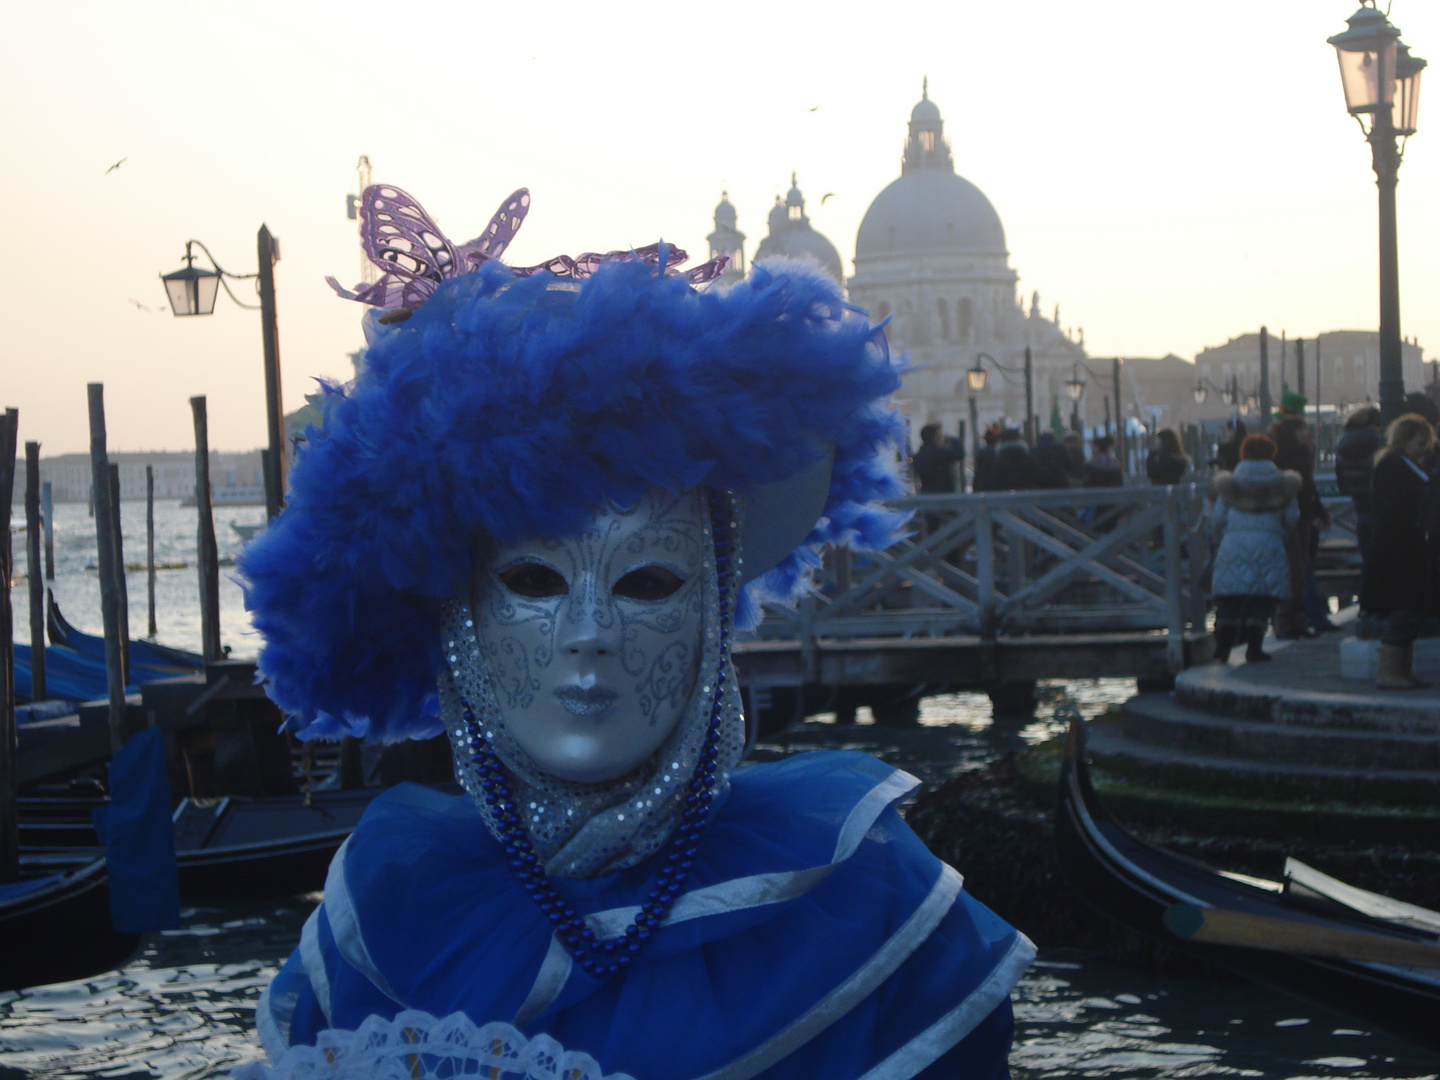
[469,487,707,783]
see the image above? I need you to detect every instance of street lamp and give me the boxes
[1329,2,1426,424]
[160,227,286,520]
[970,351,1035,443]
[160,242,224,317]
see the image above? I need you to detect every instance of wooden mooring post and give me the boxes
[88,384,129,751]
[146,465,157,639]
[192,397,223,661]
[42,479,54,581]
[108,462,130,685]
[25,442,45,702]
[1,408,20,882]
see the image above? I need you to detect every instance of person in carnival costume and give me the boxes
[235,186,1033,1080]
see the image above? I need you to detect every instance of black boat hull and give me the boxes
[1056,719,1440,1054]
[0,860,141,993]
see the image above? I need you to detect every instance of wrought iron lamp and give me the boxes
[1329,2,1426,423]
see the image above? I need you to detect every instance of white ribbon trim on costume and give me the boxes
[255,979,289,1064]
[691,862,964,1080]
[587,769,922,940]
[322,836,407,1008]
[513,933,575,1028]
[856,932,1037,1080]
[514,768,923,1028]
[298,906,333,1024]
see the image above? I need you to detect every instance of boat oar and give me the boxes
[1165,903,1440,969]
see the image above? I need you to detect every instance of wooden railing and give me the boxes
[756,484,1211,673]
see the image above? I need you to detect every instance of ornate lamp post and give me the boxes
[1328,3,1426,424]
[970,351,1035,444]
[161,228,286,520]
[966,359,987,456]
[1064,364,1085,433]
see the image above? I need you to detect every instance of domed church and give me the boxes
[708,176,845,287]
[847,81,1087,439]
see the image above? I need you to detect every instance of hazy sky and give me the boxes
[4,0,1438,454]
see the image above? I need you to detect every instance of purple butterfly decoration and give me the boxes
[328,185,730,311]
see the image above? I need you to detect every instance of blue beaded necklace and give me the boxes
[458,490,736,979]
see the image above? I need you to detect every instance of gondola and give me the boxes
[0,853,142,992]
[20,785,384,899]
[1055,715,1440,1053]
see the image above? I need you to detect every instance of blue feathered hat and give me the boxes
[240,192,906,743]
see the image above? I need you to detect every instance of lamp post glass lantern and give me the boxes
[1329,5,1399,118]
[967,362,989,394]
[160,244,221,317]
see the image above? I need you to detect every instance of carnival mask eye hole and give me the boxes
[497,562,569,599]
[613,565,686,602]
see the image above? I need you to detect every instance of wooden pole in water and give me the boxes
[1,409,20,882]
[88,384,128,751]
[191,397,222,662]
[25,443,45,703]
[146,465,157,640]
[257,225,286,522]
[109,462,130,686]
[42,480,54,581]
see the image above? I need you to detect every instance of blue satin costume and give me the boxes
[257,751,1033,1079]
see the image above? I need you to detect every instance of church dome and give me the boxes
[856,170,1006,258]
[910,96,940,124]
[713,192,737,229]
[756,175,843,283]
[855,85,1007,260]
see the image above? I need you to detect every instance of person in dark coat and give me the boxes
[971,424,1002,492]
[1032,432,1072,489]
[1364,413,1437,689]
[1269,414,1329,637]
[1062,433,1087,485]
[1082,435,1123,488]
[910,422,964,494]
[990,428,1035,491]
[1334,406,1382,634]
[1145,428,1190,486]
[1213,420,1248,473]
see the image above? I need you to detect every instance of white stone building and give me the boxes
[845,84,1087,440]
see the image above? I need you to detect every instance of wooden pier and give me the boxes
[734,485,1217,723]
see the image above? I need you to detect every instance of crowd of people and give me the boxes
[911,392,1440,691]
[1208,391,1439,689]
[908,422,1176,496]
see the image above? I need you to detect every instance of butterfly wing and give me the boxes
[329,186,462,308]
[455,189,531,269]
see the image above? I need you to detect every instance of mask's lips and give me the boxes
[554,685,620,716]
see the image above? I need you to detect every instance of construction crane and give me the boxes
[345,155,377,286]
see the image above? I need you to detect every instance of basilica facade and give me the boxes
[707,84,1090,443]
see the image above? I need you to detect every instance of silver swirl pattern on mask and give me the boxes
[438,491,746,879]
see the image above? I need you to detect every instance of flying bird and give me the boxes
[128,298,154,313]
[820,192,837,205]
[105,157,127,175]
[807,105,820,112]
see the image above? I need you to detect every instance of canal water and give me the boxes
[4,502,1438,1078]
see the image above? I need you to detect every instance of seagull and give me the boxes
[128,298,154,313]
[820,192,837,205]
[806,105,820,112]
[105,157,127,175]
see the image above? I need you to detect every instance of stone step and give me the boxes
[1083,717,1440,845]
[1121,692,1440,770]
[1087,715,1440,807]
[1174,663,1440,734]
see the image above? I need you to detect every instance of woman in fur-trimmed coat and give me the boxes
[1210,434,1301,662]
